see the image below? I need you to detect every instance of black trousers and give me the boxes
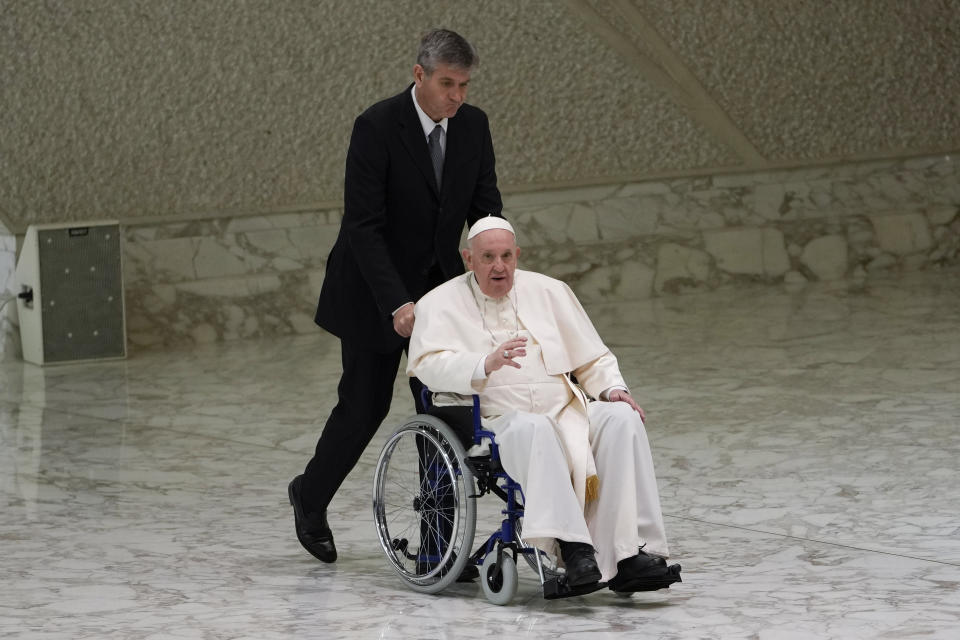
[300,338,426,515]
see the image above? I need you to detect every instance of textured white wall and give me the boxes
[1,1,958,232]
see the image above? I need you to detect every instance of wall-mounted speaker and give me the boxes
[15,221,126,365]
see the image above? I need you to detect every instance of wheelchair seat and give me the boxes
[423,404,474,449]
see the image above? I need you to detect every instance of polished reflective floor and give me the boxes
[2,268,959,639]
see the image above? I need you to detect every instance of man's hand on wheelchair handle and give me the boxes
[608,389,646,421]
[485,337,528,375]
[393,303,416,337]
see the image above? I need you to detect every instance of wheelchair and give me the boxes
[372,391,612,605]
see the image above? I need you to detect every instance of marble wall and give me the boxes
[122,211,341,350]
[515,154,960,302]
[114,153,958,352]
[1,153,956,359]
[0,225,18,361]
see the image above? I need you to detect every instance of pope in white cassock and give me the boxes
[406,216,682,593]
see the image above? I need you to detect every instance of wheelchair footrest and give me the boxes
[542,577,608,600]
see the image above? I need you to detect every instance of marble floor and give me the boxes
[1,268,959,639]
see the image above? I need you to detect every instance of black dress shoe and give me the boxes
[607,550,681,593]
[414,554,479,582]
[558,541,602,587]
[617,550,667,574]
[457,563,480,582]
[288,475,337,563]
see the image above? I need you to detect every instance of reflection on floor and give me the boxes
[2,268,959,639]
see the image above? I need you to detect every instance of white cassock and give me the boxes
[407,270,670,581]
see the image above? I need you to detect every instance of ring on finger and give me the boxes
[503,350,510,358]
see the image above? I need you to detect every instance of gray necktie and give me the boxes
[428,124,443,188]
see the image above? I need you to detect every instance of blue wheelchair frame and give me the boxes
[419,389,599,599]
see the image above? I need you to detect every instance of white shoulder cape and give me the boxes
[407,270,610,393]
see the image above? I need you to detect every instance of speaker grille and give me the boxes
[37,225,125,362]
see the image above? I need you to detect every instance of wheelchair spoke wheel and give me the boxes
[373,415,476,594]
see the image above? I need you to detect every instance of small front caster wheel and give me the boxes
[481,550,518,605]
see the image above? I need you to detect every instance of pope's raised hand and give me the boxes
[485,337,528,375]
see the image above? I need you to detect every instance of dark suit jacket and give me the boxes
[315,84,503,353]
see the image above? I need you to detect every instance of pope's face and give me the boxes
[413,63,471,121]
[462,229,520,299]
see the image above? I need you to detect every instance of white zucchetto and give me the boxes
[467,215,515,240]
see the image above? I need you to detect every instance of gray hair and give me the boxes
[417,29,479,74]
